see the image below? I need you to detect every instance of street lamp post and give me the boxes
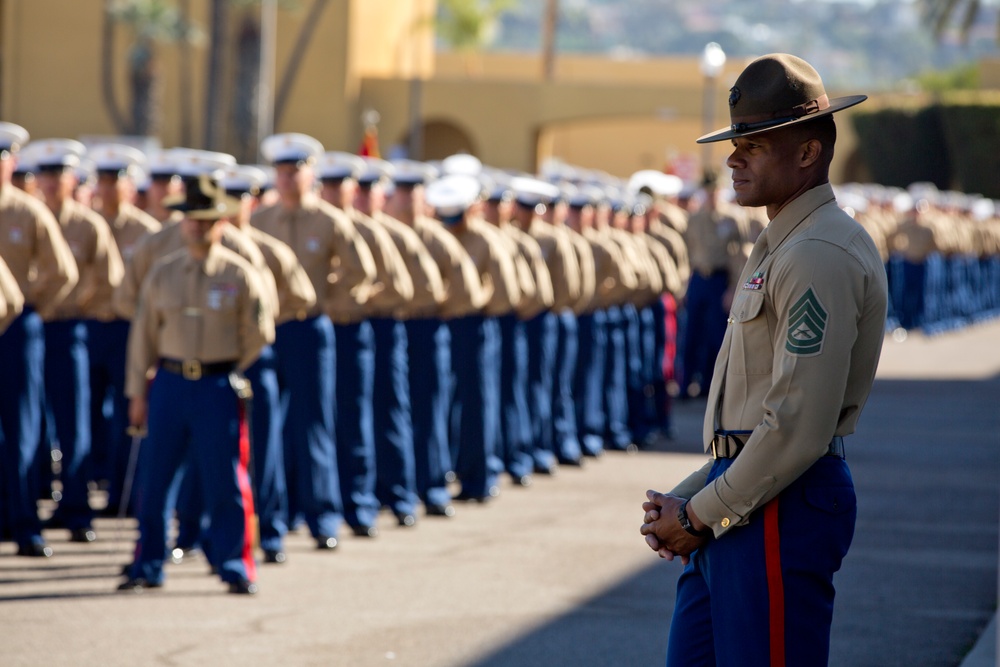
[699,42,726,175]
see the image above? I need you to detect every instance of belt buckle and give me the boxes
[182,359,202,381]
[711,435,722,459]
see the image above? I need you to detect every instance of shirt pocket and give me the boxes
[729,289,772,375]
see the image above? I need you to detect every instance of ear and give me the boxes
[799,138,823,168]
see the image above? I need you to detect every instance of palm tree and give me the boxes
[102,0,201,137]
[918,0,997,44]
[435,0,516,74]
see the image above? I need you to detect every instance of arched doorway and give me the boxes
[403,119,477,161]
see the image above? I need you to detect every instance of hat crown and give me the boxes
[729,54,827,124]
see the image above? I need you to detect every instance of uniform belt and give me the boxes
[159,358,237,381]
[711,431,845,460]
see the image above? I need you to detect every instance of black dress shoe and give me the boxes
[395,512,417,527]
[533,463,557,476]
[315,536,339,550]
[17,543,53,558]
[351,525,379,538]
[228,579,259,595]
[559,457,584,468]
[512,474,532,487]
[70,528,97,543]
[117,577,161,592]
[453,486,500,504]
[263,549,286,564]
[426,503,456,518]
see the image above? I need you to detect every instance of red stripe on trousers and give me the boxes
[764,498,785,667]
[236,399,257,583]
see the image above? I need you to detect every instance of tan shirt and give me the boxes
[251,194,377,320]
[51,199,124,321]
[115,222,277,321]
[374,211,445,320]
[647,218,691,290]
[0,254,24,334]
[452,217,521,317]
[672,184,888,537]
[639,231,683,299]
[243,225,317,325]
[0,182,79,319]
[529,218,581,312]
[503,223,554,321]
[104,202,161,264]
[684,203,745,281]
[565,226,597,315]
[339,209,412,322]
[126,243,275,398]
[582,226,639,311]
[413,215,488,319]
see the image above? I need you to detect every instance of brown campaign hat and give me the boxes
[696,53,866,144]
[162,172,239,220]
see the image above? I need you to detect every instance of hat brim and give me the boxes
[696,94,867,144]
[163,195,239,220]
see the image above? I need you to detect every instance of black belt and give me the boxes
[711,430,845,460]
[159,358,237,381]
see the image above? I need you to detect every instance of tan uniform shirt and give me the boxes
[890,215,938,262]
[452,217,521,317]
[337,209,412,323]
[0,254,24,334]
[251,194,377,321]
[374,211,445,320]
[104,202,161,264]
[115,221,277,320]
[0,183,78,319]
[672,184,887,537]
[243,225,317,325]
[503,223,554,321]
[51,199,124,321]
[605,227,653,304]
[413,215,488,319]
[583,226,639,311]
[684,204,745,283]
[126,243,275,398]
[565,226,597,315]
[638,231,683,300]
[529,218,581,312]
[647,217,691,290]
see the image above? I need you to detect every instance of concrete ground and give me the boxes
[1,319,998,667]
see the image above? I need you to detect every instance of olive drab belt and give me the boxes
[712,430,845,460]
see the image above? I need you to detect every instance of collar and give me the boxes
[764,182,836,251]
[182,242,227,275]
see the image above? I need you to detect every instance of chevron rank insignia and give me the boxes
[785,287,828,355]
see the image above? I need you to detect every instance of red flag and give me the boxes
[359,126,380,158]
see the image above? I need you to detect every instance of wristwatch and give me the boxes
[677,500,711,538]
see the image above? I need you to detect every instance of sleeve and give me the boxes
[30,206,79,319]
[237,268,276,371]
[325,208,378,313]
[0,255,24,335]
[82,216,125,312]
[688,239,865,537]
[114,237,152,320]
[272,240,317,320]
[125,270,161,398]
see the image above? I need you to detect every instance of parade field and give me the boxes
[1,319,997,667]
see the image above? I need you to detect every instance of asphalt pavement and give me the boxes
[1,319,998,667]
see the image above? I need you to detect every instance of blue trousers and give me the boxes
[333,321,378,529]
[899,260,926,330]
[666,455,856,667]
[129,369,256,586]
[0,309,45,547]
[371,317,417,516]
[406,318,453,508]
[603,306,632,449]
[681,271,729,394]
[448,315,502,497]
[574,310,607,456]
[244,345,288,551]
[272,316,342,538]
[650,296,672,434]
[525,312,558,471]
[43,319,93,529]
[551,310,582,463]
[497,313,533,479]
[87,319,132,512]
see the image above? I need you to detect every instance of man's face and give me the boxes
[275,163,313,200]
[181,216,222,247]
[727,129,803,211]
[36,168,76,205]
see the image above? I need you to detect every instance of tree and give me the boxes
[102,0,201,137]
[434,0,515,73]
[918,0,998,44]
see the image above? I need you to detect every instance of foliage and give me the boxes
[108,0,201,45]
[435,0,517,51]
[852,106,952,189]
[914,62,981,92]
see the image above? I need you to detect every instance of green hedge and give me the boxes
[851,93,1000,198]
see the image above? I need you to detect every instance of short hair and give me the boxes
[786,115,837,167]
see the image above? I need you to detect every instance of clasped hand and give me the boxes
[640,490,708,565]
